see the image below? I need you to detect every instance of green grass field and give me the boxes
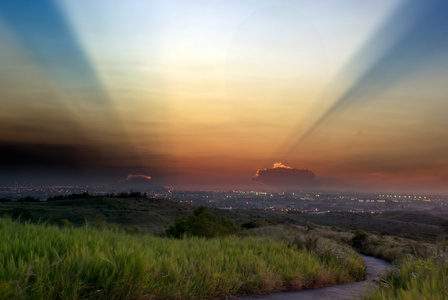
[0,218,365,299]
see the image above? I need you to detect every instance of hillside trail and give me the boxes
[239,255,391,300]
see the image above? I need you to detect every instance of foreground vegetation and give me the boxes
[340,229,448,299]
[0,218,365,300]
[3,195,448,299]
[365,255,448,300]
[254,224,448,299]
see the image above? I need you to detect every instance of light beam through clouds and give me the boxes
[0,0,108,105]
[286,0,448,154]
[1,0,447,191]
[0,1,159,184]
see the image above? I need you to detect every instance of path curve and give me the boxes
[239,255,391,300]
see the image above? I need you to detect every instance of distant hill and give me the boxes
[0,195,447,239]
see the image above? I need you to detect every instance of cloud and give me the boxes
[0,142,110,184]
[118,173,168,192]
[252,162,320,191]
[0,142,158,185]
[120,174,152,182]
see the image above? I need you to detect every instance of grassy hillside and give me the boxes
[220,210,445,239]
[0,218,364,300]
[0,197,196,234]
[2,195,447,299]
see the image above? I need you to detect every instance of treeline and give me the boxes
[105,191,150,199]
[47,191,94,201]
[1,197,41,203]
[47,191,149,201]
[0,191,152,202]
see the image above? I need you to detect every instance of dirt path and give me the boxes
[239,255,392,300]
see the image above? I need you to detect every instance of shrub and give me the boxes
[306,223,318,231]
[351,229,368,250]
[294,234,319,252]
[242,219,267,229]
[165,207,241,238]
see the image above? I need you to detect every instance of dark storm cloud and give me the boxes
[0,142,174,185]
[252,162,320,191]
[0,143,88,170]
[0,2,168,186]
[288,0,448,152]
[0,143,115,184]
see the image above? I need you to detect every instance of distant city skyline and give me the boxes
[1,0,448,193]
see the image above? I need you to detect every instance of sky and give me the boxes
[1,0,448,193]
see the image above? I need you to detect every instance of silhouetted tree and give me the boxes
[18,196,40,202]
[352,229,369,250]
[166,207,241,238]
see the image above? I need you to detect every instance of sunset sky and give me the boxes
[1,0,448,193]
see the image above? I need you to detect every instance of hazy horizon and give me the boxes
[1,0,448,194]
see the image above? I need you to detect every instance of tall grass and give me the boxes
[364,256,448,300]
[241,225,366,280]
[0,218,364,299]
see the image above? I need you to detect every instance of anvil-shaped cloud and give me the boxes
[118,173,167,192]
[252,162,320,191]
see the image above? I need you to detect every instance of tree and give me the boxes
[165,207,240,238]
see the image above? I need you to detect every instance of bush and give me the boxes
[294,234,319,252]
[351,229,368,250]
[242,219,267,229]
[165,207,241,238]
